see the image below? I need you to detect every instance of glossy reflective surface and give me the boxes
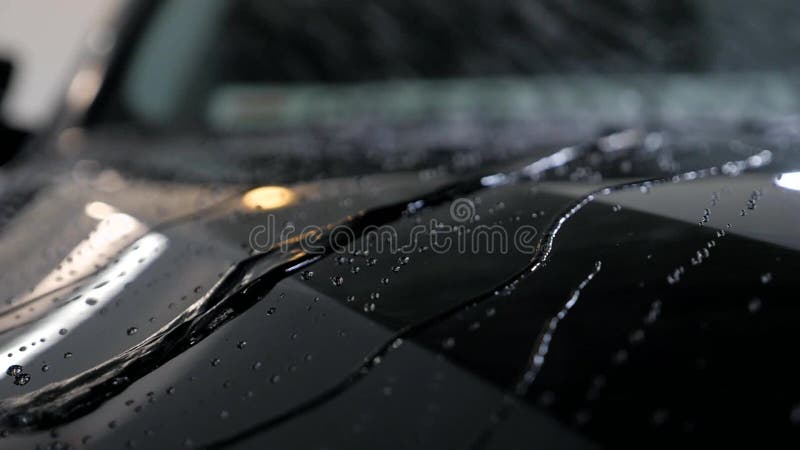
[0,126,799,449]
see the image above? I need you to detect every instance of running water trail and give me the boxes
[0,176,492,432]
[514,260,603,396]
[0,137,770,447]
[203,148,772,449]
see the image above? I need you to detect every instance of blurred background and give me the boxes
[0,0,122,130]
[4,0,800,135]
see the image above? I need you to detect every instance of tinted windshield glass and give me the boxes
[89,0,800,132]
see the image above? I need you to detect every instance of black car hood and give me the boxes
[0,127,799,449]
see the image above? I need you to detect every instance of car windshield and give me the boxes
[88,0,800,134]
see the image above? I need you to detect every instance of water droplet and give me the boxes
[41,364,49,372]
[63,352,72,359]
[237,340,247,350]
[266,307,276,315]
[398,256,410,265]
[629,329,645,344]
[748,298,762,313]
[330,276,344,287]
[442,337,455,349]
[6,365,23,377]
[211,358,221,367]
[761,273,773,284]
[58,328,68,336]
[380,277,390,285]
[127,327,138,336]
[13,373,31,386]
[300,270,314,281]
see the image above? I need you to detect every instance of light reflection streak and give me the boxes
[0,203,168,376]
[1,206,146,324]
[521,146,579,179]
[1,233,168,376]
[775,172,800,191]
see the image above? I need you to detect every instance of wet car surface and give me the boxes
[2,0,800,449]
[1,125,799,449]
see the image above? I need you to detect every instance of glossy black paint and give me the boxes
[0,123,799,450]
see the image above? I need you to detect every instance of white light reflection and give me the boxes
[0,203,168,376]
[15,208,145,305]
[521,146,578,178]
[480,173,510,187]
[481,146,579,187]
[775,172,800,191]
[84,200,117,220]
[1,233,168,375]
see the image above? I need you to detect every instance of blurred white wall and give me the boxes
[0,0,125,129]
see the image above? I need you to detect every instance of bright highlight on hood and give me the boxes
[0,204,168,376]
[242,186,296,210]
[84,201,118,220]
[775,172,800,191]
